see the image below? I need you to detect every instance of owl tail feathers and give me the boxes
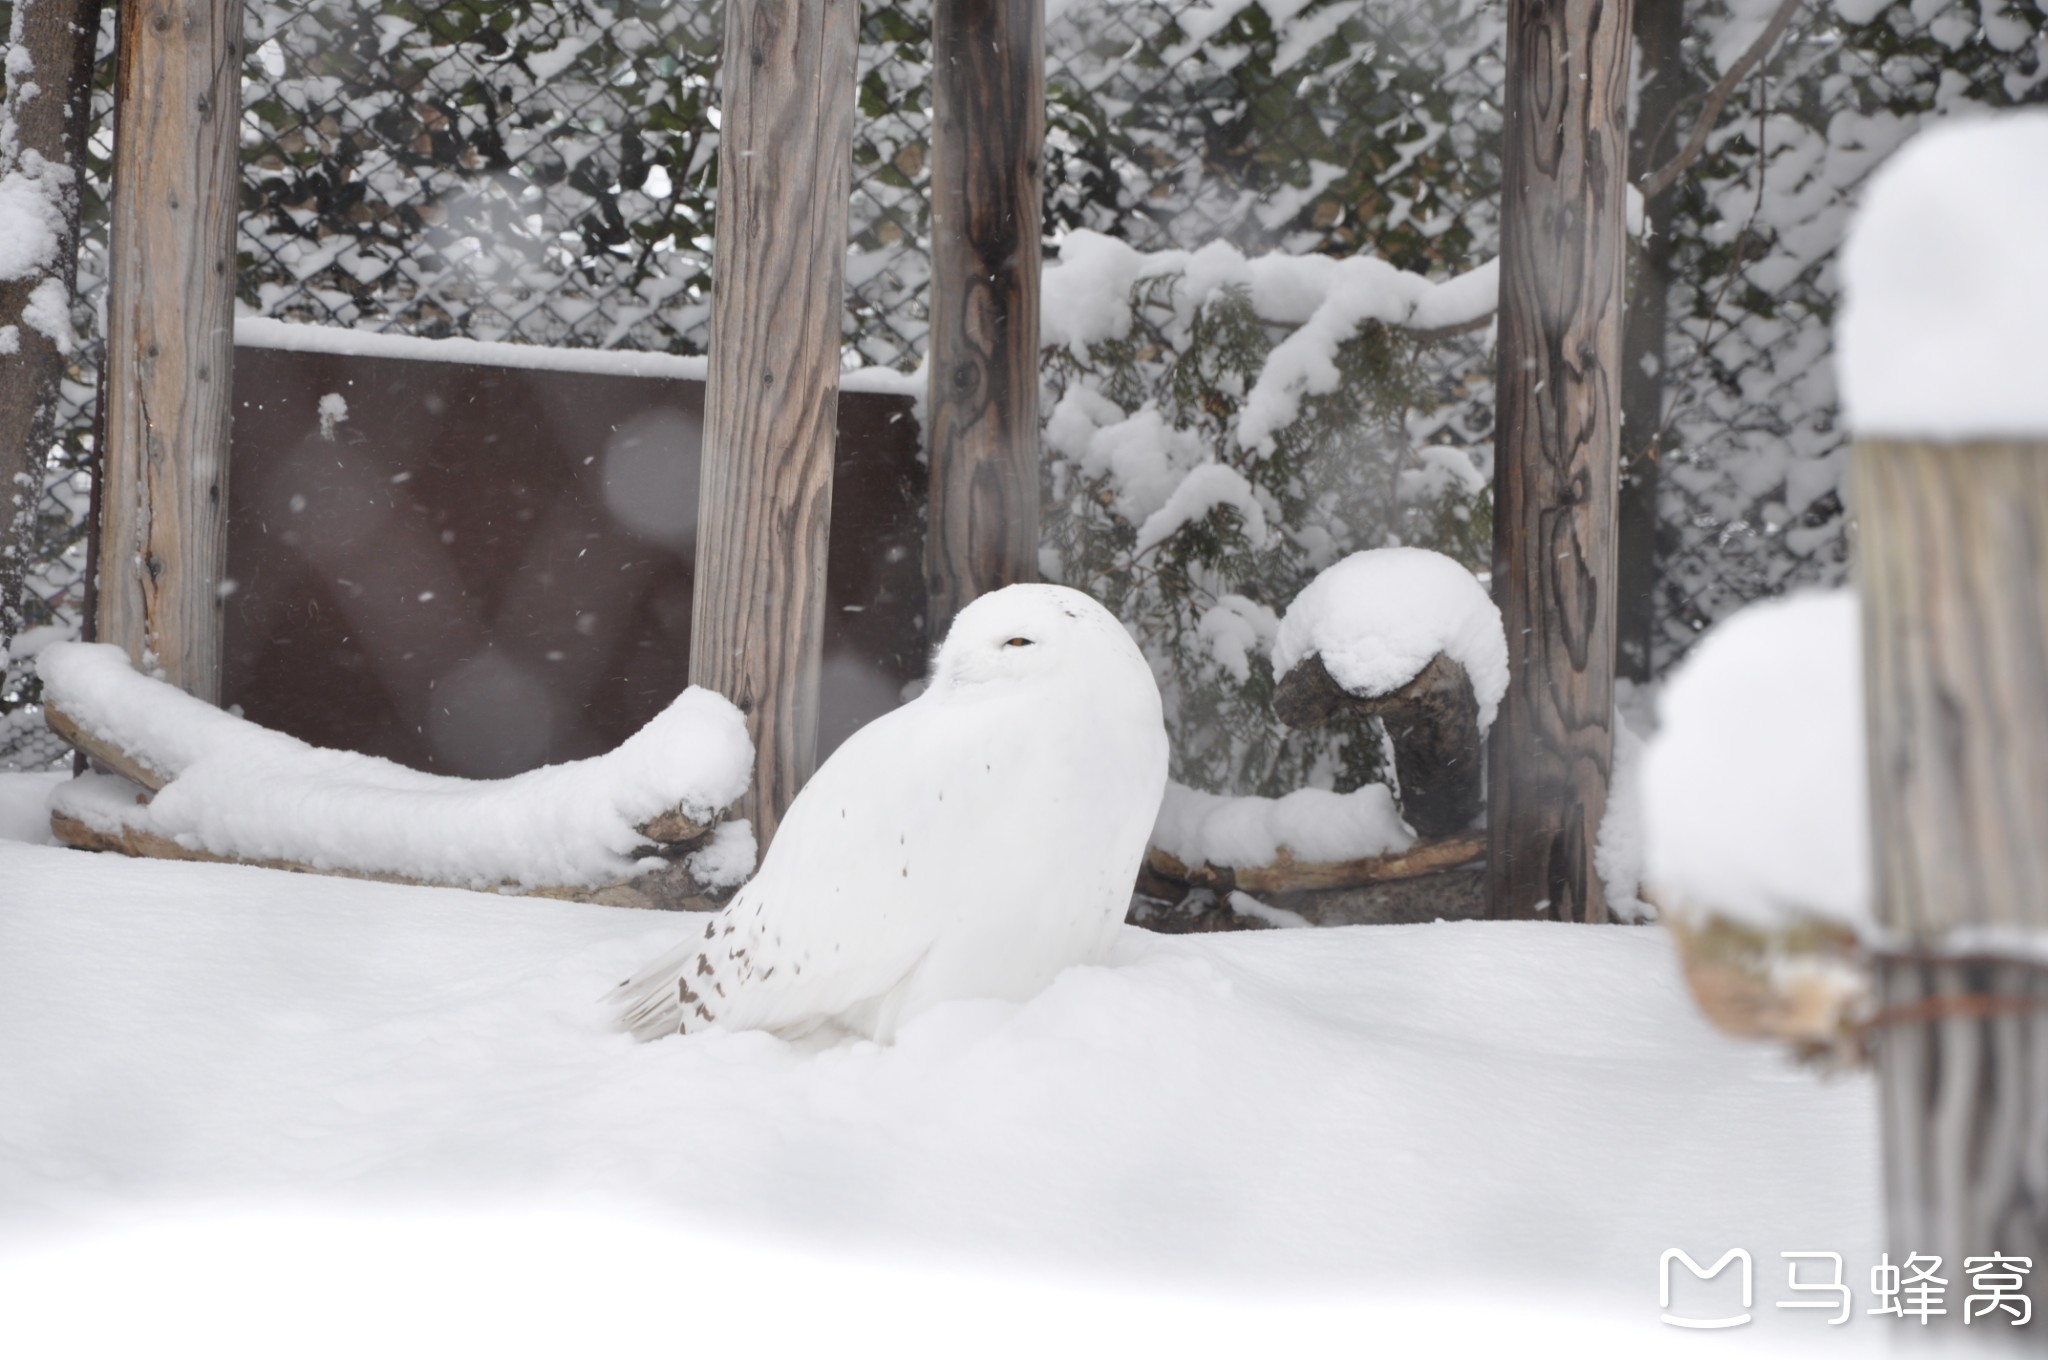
[608,937,718,1044]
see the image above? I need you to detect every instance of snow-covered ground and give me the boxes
[0,777,1880,1354]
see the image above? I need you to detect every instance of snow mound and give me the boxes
[34,642,753,889]
[0,839,1878,1321]
[1640,591,1869,929]
[1271,548,1508,732]
[1151,778,1412,869]
[1838,111,2048,439]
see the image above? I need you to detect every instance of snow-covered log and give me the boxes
[36,642,754,907]
[1270,548,1505,840]
[1274,651,1481,841]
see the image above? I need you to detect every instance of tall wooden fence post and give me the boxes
[688,0,859,849]
[98,0,244,700]
[1861,439,2048,1273]
[1485,0,1634,922]
[925,0,1044,647]
[1847,116,2048,1283]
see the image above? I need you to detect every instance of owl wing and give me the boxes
[611,698,963,1040]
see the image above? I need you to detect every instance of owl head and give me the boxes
[926,584,1152,699]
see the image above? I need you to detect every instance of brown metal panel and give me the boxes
[223,346,923,779]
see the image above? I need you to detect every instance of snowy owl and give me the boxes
[612,584,1168,1042]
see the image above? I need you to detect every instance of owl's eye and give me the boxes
[1003,636,1034,648]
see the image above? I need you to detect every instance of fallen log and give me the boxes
[45,698,713,851]
[35,642,752,908]
[46,793,719,911]
[1145,830,1485,896]
[44,702,169,792]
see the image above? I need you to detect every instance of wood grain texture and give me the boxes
[1485,0,1633,923]
[1860,438,2048,1272]
[687,0,859,850]
[42,702,170,790]
[1274,650,1484,839]
[1858,440,2048,940]
[0,0,106,650]
[1872,958,2048,1278]
[924,0,1044,646]
[98,0,242,701]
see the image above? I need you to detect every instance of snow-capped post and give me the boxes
[96,0,243,702]
[1840,115,2048,1282]
[1484,0,1633,923]
[924,0,1045,646]
[688,0,859,850]
[0,0,106,655]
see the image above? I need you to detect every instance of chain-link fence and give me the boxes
[1648,0,2047,672]
[4,0,2044,768]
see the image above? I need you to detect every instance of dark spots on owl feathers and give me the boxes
[901,866,908,877]
[714,982,726,997]
[697,955,714,977]
[694,1003,715,1023]
[760,966,774,981]
[703,922,715,941]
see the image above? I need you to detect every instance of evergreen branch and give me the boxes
[1639,0,1804,201]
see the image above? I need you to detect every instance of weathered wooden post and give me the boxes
[0,0,107,654]
[688,0,860,849]
[1485,0,1634,922]
[924,0,1044,647]
[1844,115,2048,1286]
[96,0,243,700]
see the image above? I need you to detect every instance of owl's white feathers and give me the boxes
[612,584,1169,1043]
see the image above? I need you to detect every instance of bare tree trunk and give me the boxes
[98,0,243,700]
[1485,0,1634,923]
[1616,0,1688,684]
[687,0,859,850]
[0,0,105,652]
[1859,436,2048,1281]
[924,0,1044,648]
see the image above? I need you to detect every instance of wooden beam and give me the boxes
[924,0,1045,647]
[1859,435,2048,1271]
[687,0,859,850]
[1485,0,1633,923]
[98,0,243,701]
